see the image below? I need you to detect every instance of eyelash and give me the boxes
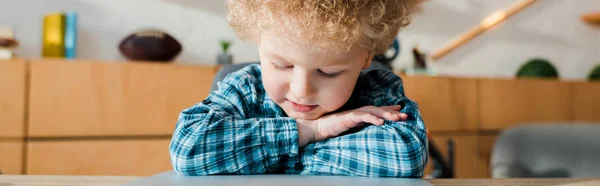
[271,62,342,79]
[318,70,341,79]
[272,63,292,71]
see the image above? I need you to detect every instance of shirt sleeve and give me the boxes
[169,70,300,176]
[302,71,428,178]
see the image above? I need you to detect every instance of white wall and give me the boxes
[0,0,260,65]
[1,0,599,80]
[400,0,600,80]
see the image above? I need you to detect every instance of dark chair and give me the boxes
[491,123,600,178]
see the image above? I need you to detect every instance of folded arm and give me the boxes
[169,75,299,176]
[303,72,428,177]
[305,99,428,177]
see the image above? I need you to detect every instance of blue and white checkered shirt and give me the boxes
[169,64,428,177]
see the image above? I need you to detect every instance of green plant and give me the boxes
[220,40,231,53]
[589,64,600,81]
[516,58,559,78]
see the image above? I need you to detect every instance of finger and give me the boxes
[373,105,408,120]
[350,111,384,126]
[326,115,363,137]
[380,105,402,110]
[358,106,403,121]
[397,113,408,120]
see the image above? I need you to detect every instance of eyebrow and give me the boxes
[266,53,294,64]
[266,52,355,68]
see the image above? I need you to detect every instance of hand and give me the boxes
[296,105,407,147]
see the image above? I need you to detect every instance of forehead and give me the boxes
[259,33,367,67]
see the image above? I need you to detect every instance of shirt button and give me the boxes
[202,99,212,104]
[295,163,304,170]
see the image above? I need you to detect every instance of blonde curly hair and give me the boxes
[226,0,422,55]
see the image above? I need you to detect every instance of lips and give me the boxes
[287,99,318,112]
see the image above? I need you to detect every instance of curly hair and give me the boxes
[225,0,422,55]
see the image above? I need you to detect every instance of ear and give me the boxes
[362,52,374,69]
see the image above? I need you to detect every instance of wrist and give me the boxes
[296,119,316,147]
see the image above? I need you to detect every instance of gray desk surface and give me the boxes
[123,171,434,186]
[1,174,598,186]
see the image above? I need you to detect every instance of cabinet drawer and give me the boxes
[572,82,600,122]
[424,135,482,178]
[27,139,172,176]
[401,75,477,132]
[0,140,23,174]
[28,60,217,137]
[479,78,570,130]
[0,60,26,138]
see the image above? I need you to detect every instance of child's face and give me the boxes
[259,34,372,120]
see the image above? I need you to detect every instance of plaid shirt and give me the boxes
[170,64,428,177]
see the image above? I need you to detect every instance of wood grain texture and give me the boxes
[571,81,600,122]
[0,175,141,186]
[424,135,480,178]
[401,75,477,132]
[479,78,571,130]
[477,135,497,178]
[0,59,26,138]
[27,139,172,176]
[28,59,217,137]
[0,140,24,174]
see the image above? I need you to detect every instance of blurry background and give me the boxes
[0,0,599,179]
[1,0,599,79]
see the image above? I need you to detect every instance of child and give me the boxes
[170,0,427,177]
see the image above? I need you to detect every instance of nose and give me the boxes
[289,70,316,99]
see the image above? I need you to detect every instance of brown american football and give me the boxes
[119,29,182,62]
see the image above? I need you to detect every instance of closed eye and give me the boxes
[318,69,343,78]
[272,62,293,70]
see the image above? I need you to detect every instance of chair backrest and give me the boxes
[491,123,600,178]
[211,63,258,92]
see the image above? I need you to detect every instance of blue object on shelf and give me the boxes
[64,11,77,59]
[372,38,400,69]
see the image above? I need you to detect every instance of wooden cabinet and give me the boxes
[27,139,172,176]
[3,59,598,177]
[0,59,26,138]
[28,60,218,137]
[409,75,600,178]
[0,59,26,175]
[572,82,600,122]
[401,76,478,132]
[423,134,498,178]
[424,134,483,178]
[0,141,24,174]
[476,135,498,178]
[23,60,218,176]
[479,78,571,130]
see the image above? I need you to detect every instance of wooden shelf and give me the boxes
[582,12,600,25]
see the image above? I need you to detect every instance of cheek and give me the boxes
[317,78,356,109]
[261,67,288,99]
